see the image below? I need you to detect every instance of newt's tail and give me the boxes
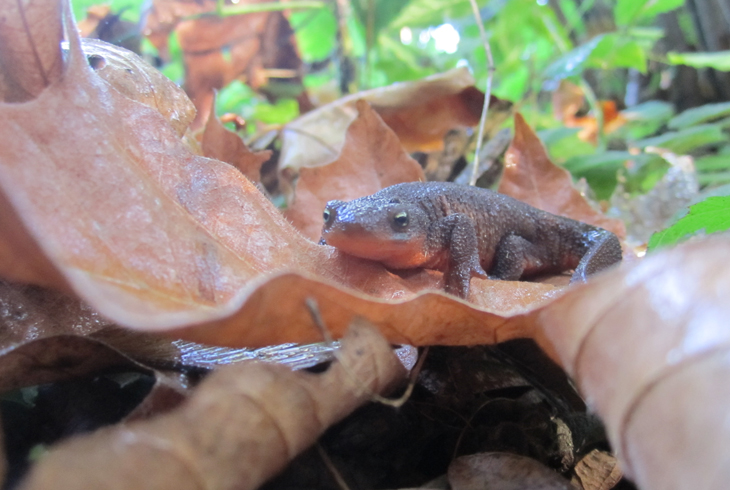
[570,230,622,284]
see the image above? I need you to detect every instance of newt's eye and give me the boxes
[393,211,409,228]
[323,208,332,223]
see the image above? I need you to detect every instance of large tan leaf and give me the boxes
[534,236,730,490]
[20,320,405,490]
[0,4,558,347]
[201,102,272,184]
[499,113,626,238]
[0,0,63,102]
[279,68,488,173]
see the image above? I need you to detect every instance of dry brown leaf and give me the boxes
[448,452,576,490]
[144,0,304,129]
[279,68,500,173]
[20,320,406,490]
[0,335,147,393]
[284,100,425,240]
[553,80,585,124]
[201,102,272,183]
[124,372,190,422]
[499,113,626,238]
[0,5,562,348]
[0,280,338,374]
[553,82,627,144]
[534,236,730,490]
[572,449,622,490]
[0,0,63,102]
[77,38,196,137]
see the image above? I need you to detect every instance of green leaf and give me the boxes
[667,51,730,71]
[615,0,684,26]
[695,154,730,172]
[545,35,603,79]
[391,0,488,28]
[290,8,337,62]
[634,124,726,154]
[591,36,647,73]
[668,102,730,129]
[648,196,730,250]
[252,98,300,125]
[545,33,647,78]
[623,100,675,123]
[563,152,640,200]
[350,0,411,38]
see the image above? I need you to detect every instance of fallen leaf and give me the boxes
[201,101,272,183]
[0,280,339,372]
[123,372,190,422]
[20,320,406,490]
[553,81,627,144]
[279,68,505,173]
[553,80,585,124]
[75,38,196,138]
[0,0,63,103]
[0,1,567,351]
[572,449,622,490]
[144,0,305,129]
[0,335,146,395]
[448,452,576,490]
[534,235,730,490]
[499,113,626,238]
[284,100,425,241]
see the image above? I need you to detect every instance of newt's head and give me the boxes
[320,192,430,268]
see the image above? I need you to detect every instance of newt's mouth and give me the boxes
[321,225,427,268]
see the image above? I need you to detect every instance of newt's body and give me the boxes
[320,182,622,298]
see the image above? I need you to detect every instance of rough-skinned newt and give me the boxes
[320,182,622,298]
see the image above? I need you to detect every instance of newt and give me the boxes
[320,182,622,298]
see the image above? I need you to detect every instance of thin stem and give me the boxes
[468,0,495,187]
[579,78,605,150]
[304,298,426,409]
[192,0,326,20]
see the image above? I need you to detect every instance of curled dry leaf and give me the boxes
[144,0,304,129]
[448,452,576,490]
[279,68,489,173]
[284,100,425,240]
[499,113,626,239]
[20,320,406,490]
[0,0,63,102]
[572,449,622,490]
[534,236,730,490]
[0,280,338,375]
[201,102,272,183]
[0,3,561,349]
[75,38,196,138]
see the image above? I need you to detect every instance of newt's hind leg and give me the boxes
[489,234,548,280]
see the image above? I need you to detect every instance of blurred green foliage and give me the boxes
[648,196,730,250]
[73,0,730,245]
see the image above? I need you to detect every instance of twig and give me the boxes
[188,0,326,20]
[468,0,495,186]
[317,443,352,490]
[304,298,427,409]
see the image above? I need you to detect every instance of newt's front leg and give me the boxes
[429,214,488,298]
